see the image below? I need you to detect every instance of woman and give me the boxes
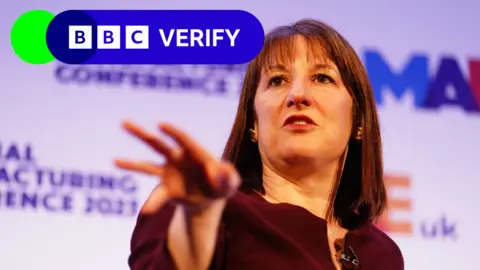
[115,19,404,270]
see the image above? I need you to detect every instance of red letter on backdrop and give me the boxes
[469,59,480,106]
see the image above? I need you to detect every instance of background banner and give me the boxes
[1,1,478,269]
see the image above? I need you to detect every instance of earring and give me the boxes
[355,127,363,140]
[250,128,257,143]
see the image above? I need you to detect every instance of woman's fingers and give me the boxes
[114,159,170,213]
[159,123,211,162]
[124,121,212,164]
[140,184,170,214]
[122,121,177,161]
[114,159,164,177]
[117,121,241,210]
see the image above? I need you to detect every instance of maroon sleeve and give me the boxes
[127,203,227,270]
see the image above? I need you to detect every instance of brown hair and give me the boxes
[221,19,386,227]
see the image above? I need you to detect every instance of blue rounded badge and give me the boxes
[46,10,265,65]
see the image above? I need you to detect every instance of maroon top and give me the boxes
[128,189,404,270]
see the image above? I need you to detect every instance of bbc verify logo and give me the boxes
[10,9,264,65]
[68,26,240,50]
[68,25,150,49]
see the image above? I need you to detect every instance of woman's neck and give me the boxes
[261,162,339,219]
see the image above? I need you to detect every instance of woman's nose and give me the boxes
[286,82,312,108]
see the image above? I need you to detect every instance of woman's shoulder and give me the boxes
[225,190,405,268]
[370,224,403,255]
[350,222,404,268]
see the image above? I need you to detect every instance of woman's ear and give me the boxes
[250,122,258,143]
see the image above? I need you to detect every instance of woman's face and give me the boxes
[253,36,353,167]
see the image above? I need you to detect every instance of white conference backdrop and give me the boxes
[1,1,479,269]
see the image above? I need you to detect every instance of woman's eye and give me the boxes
[267,76,285,87]
[314,74,334,84]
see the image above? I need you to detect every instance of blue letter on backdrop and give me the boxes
[365,50,429,107]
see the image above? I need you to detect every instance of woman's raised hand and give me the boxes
[114,121,241,214]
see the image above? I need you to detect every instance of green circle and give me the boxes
[11,10,55,64]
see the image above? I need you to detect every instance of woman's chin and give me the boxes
[280,145,321,162]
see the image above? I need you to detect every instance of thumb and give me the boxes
[215,162,241,198]
[140,184,169,214]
